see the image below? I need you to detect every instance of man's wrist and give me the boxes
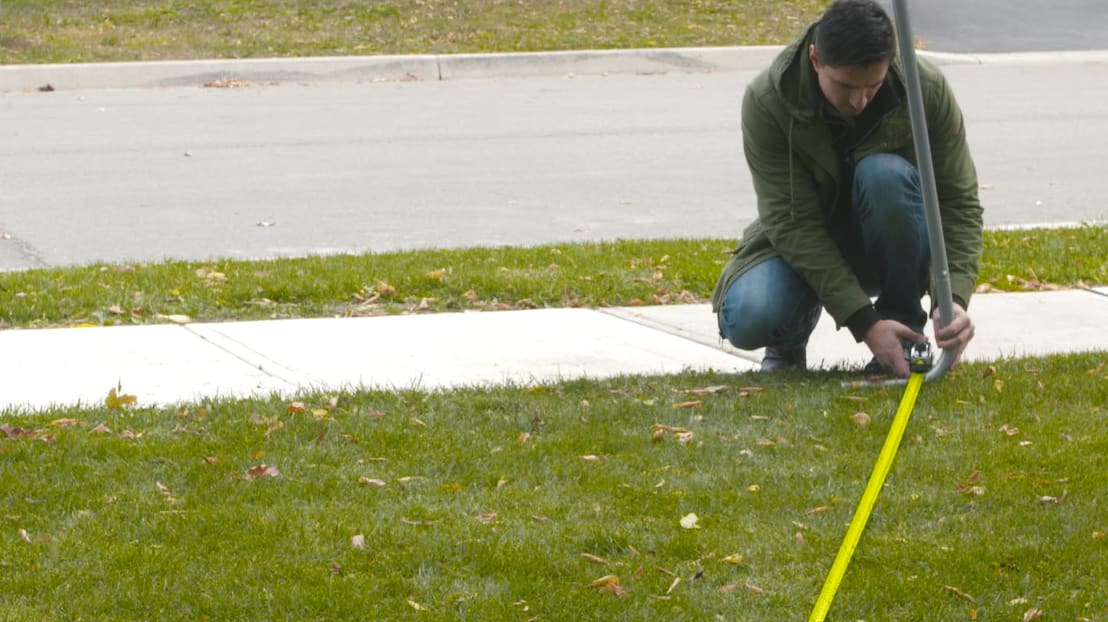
[846,305,881,343]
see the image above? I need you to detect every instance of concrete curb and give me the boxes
[4,46,1108,93]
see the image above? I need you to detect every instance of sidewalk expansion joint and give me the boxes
[179,324,301,390]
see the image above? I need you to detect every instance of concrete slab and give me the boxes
[967,290,1108,360]
[187,308,753,392]
[0,324,293,411]
[604,305,867,370]
[607,290,1108,370]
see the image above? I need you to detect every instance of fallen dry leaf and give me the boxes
[587,574,627,597]
[671,400,702,410]
[475,513,497,524]
[105,386,137,409]
[406,594,430,611]
[746,583,765,595]
[999,424,1020,436]
[943,585,977,602]
[1038,491,1068,504]
[1022,608,1043,621]
[665,576,682,595]
[580,553,608,565]
[89,422,112,435]
[358,477,386,487]
[722,554,744,565]
[245,464,280,480]
[806,506,831,515]
[287,401,306,414]
[851,412,871,426]
[49,418,84,428]
[18,529,31,543]
[679,513,700,529]
[351,534,365,549]
[581,455,607,462]
[684,385,730,396]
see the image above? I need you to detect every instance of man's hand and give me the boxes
[932,304,975,368]
[863,319,926,378]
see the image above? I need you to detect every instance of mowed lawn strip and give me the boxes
[1,226,1105,331]
[1,354,1104,619]
[1,0,827,64]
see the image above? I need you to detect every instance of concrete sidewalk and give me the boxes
[2,288,1105,412]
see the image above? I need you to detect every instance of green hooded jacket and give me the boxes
[711,23,983,336]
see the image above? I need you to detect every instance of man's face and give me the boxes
[809,44,888,118]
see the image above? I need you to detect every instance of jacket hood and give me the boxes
[768,22,906,122]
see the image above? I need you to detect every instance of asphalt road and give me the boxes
[2,2,1107,270]
[878,0,1108,53]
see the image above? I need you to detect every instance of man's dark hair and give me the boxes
[814,0,897,67]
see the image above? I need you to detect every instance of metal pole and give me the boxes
[844,0,956,389]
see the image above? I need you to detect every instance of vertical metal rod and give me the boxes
[843,0,957,388]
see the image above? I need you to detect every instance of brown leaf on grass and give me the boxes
[806,506,831,515]
[264,419,284,438]
[581,553,608,565]
[155,481,176,504]
[672,400,702,410]
[587,575,627,597]
[245,464,280,480]
[120,429,142,440]
[1022,608,1043,621]
[195,267,226,282]
[1038,490,1068,504]
[684,385,730,396]
[1088,361,1105,375]
[722,554,744,565]
[424,268,448,281]
[651,423,691,441]
[89,423,112,435]
[358,477,386,487]
[406,594,430,611]
[105,386,137,409]
[287,401,306,414]
[581,455,608,462]
[351,534,366,549]
[851,412,871,426]
[999,424,1020,436]
[746,583,766,594]
[49,418,84,428]
[720,584,740,593]
[1,424,54,442]
[530,514,550,522]
[982,365,997,378]
[665,576,682,595]
[475,513,497,524]
[18,529,31,543]
[942,585,977,602]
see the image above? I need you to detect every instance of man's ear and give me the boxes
[808,44,821,71]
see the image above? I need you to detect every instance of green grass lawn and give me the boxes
[1,225,1105,331]
[1,354,1105,620]
[0,0,826,64]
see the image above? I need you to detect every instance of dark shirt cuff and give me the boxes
[846,305,881,343]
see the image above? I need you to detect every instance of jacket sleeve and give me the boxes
[922,62,984,308]
[741,86,873,326]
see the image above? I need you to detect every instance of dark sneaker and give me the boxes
[863,356,891,378]
[761,343,807,372]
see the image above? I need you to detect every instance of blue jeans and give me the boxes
[719,154,930,350]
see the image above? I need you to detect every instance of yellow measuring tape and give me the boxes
[809,371,925,622]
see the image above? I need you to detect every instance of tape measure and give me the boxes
[809,346,933,622]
